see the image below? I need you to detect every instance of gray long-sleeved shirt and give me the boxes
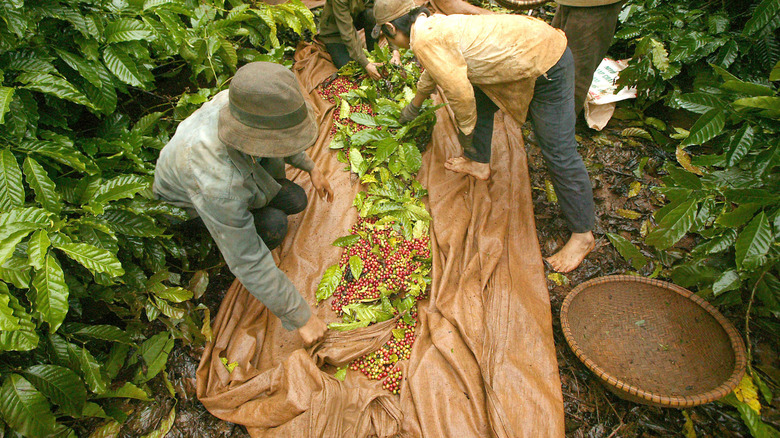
[153,90,315,330]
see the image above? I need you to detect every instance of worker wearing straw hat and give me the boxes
[372,1,596,272]
[154,62,333,344]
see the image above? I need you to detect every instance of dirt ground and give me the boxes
[97,111,780,438]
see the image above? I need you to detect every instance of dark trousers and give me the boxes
[552,1,623,115]
[325,10,377,68]
[469,48,595,233]
[182,179,308,250]
[529,48,595,233]
[463,86,499,164]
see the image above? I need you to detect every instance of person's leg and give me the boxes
[325,43,353,69]
[528,48,595,272]
[252,207,289,250]
[355,9,377,52]
[444,86,498,181]
[553,2,623,116]
[268,179,308,215]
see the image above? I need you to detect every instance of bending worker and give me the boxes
[318,0,400,79]
[372,1,596,272]
[153,62,333,344]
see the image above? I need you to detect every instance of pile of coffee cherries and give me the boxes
[349,315,418,394]
[331,218,430,314]
[318,76,376,136]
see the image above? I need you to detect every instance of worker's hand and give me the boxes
[310,167,334,202]
[298,313,327,346]
[365,62,383,81]
[457,129,476,156]
[390,50,402,66]
[399,102,421,124]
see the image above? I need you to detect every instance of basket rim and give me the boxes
[560,275,747,408]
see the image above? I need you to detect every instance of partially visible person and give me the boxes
[373,1,596,272]
[552,0,624,116]
[154,62,333,345]
[318,0,401,80]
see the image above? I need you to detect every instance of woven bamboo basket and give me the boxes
[492,0,548,11]
[560,275,746,408]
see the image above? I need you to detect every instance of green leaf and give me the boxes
[316,265,342,301]
[0,87,15,124]
[681,108,725,146]
[327,320,370,331]
[0,257,31,289]
[0,223,40,268]
[54,242,124,277]
[94,382,150,401]
[0,150,24,212]
[350,112,377,127]
[405,203,431,222]
[0,283,20,331]
[90,174,150,208]
[71,324,132,344]
[733,96,780,113]
[716,204,762,228]
[17,138,92,173]
[152,287,193,303]
[373,137,399,163]
[23,157,62,214]
[721,80,775,96]
[726,125,756,166]
[332,235,361,247]
[27,230,50,271]
[105,18,152,43]
[80,346,107,394]
[0,374,56,437]
[735,212,772,271]
[134,332,174,383]
[713,270,741,296]
[334,367,347,381]
[724,189,780,206]
[674,93,726,114]
[23,365,86,417]
[722,393,780,438]
[16,72,94,109]
[100,209,164,237]
[400,142,422,173]
[692,229,738,255]
[132,112,163,135]
[103,45,152,88]
[743,0,780,35]
[140,406,175,438]
[646,198,699,250]
[664,162,701,190]
[771,60,780,81]
[0,292,38,352]
[54,48,102,87]
[32,254,69,332]
[349,255,363,280]
[606,233,648,270]
[349,148,365,176]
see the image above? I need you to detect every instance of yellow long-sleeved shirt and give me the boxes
[411,14,567,134]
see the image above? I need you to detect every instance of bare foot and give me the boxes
[444,156,491,180]
[545,232,595,273]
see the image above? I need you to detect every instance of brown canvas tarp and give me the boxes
[195,40,564,437]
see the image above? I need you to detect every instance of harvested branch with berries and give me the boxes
[315,46,439,394]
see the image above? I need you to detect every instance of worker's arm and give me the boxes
[191,193,311,330]
[414,38,477,134]
[285,152,334,202]
[331,0,369,67]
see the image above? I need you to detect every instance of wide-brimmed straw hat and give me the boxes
[218,62,317,157]
[371,0,416,39]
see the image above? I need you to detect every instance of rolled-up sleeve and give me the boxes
[284,151,315,173]
[192,193,311,330]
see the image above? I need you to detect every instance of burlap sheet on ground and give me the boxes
[196,41,564,437]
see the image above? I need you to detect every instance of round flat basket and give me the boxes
[560,275,746,408]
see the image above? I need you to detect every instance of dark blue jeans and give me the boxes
[471,47,595,233]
